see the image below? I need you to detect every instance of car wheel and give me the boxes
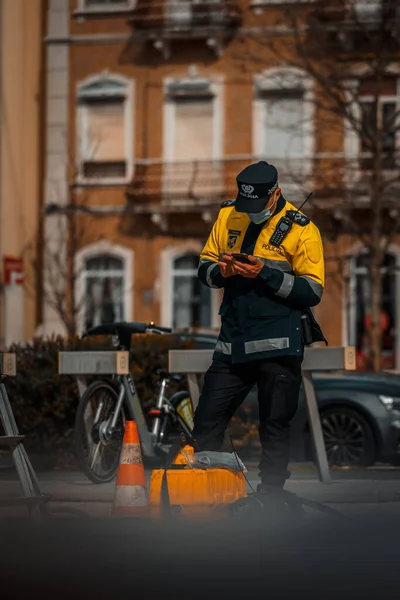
[319,407,376,467]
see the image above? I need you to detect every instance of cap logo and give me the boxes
[240,184,259,199]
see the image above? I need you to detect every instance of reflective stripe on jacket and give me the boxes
[198,195,325,364]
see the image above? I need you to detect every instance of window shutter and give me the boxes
[173,97,214,160]
[84,98,125,161]
[165,96,221,201]
[263,96,304,159]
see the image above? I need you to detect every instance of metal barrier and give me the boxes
[58,346,356,483]
[58,350,130,398]
[58,351,130,377]
[168,347,356,483]
[0,354,49,517]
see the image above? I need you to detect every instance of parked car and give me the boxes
[253,371,400,466]
[172,330,221,349]
[172,332,400,466]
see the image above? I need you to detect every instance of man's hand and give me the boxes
[231,255,264,278]
[218,253,238,278]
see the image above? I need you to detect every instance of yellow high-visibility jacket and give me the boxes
[198,195,325,364]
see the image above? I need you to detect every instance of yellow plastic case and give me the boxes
[148,445,247,519]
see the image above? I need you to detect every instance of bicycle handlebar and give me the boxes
[146,323,173,335]
[79,321,173,340]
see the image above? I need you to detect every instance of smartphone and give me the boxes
[230,252,252,264]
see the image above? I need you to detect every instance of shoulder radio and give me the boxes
[269,192,313,248]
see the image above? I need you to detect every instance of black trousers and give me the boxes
[192,355,303,488]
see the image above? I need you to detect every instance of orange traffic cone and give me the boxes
[112,421,148,517]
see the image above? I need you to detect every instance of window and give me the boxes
[260,91,305,160]
[165,0,224,27]
[166,0,192,26]
[353,1,398,22]
[164,79,222,202]
[359,77,399,170]
[350,251,396,370]
[77,76,133,181]
[173,97,214,160]
[253,69,313,198]
[82,255,126,330]
[171,253,212,328]
[354,1,381,20]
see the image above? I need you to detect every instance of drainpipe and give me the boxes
[0,0,4,350]
[35,0,47,330]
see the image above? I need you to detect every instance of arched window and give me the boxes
[171,253,212,329]
[83,254,126,330]
[77,74,134,182]
[350,251,397,369]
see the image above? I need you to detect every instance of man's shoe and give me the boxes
[256,484,304,517]
[256,483,284,495]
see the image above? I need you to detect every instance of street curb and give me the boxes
[246,463,400,472]
[284,480,400,504]
[29,479,400,505]
[3,468,400,507]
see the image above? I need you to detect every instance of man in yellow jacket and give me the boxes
[193,160,326,495]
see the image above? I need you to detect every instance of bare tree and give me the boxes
[22,193,88,337]
[45,209,82,337]
[27,121,123,338]
[235,0,400,370]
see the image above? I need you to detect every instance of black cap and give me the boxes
[235,161,279,213]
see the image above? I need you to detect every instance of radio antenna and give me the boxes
[293,192,313,219]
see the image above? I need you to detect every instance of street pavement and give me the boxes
[2,462,400,519]
[2,464,400,599]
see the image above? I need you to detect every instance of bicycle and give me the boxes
[74,321,194,484]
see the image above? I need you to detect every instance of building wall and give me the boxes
[0,0,44,347]
[38,1,400,368]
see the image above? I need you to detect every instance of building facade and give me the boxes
[0,0,45,348]
[39,0,400,369]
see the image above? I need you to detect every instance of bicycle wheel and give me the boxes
[75,380,132,484]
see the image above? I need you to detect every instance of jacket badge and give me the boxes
[227,229,241,249]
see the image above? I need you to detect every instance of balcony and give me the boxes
[126,156,314,216]
[310,0,400,58]
[312,0,398,26]
[127,0,242,57]
[125,154,400,219]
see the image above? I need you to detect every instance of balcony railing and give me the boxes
[311,0,400,37]
[127,0,242,36]
[126,156,314,212]
[125,154,400,214]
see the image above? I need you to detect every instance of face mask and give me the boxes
[246,197,278,224]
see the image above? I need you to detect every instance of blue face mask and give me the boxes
[246,197,278,224]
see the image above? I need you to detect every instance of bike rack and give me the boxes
[168,346,356,484]
[58,350,157,457]
[58,350,130,396]
[0,353,49,517]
